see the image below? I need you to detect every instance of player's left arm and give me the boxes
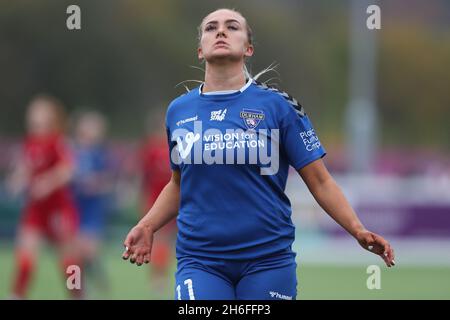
[298,159,396,267]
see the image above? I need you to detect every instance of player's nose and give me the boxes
[216,25,227,38]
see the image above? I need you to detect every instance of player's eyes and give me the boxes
[204,24,239,32]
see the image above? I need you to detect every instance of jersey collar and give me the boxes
[199,78,253,97]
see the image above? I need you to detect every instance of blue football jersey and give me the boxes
[165,79,326,260]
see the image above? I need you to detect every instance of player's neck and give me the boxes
[202,63,247,93]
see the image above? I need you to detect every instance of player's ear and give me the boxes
[244,44,254,58]
[198,47,204,60]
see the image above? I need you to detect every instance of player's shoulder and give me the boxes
[166,87,202,126]
[167,87,199,112]
[251,80,306,117]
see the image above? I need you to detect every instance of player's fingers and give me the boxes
[383,241,391,264]
[381,244,393,267]
[378,236,395,266]
[379,251,391,267]
[387,246,395,266]
[124,235,134,249]
[382,240,389,252]
[383,242,394,266]
[143,253,151,264]
[129,252,138,264]
[123,232,137,260]
[135,251,145,266]
[391,247,396,266]
[122,245,132,260]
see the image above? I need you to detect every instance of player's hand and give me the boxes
[355,229,396,267]
[122,224,154,266]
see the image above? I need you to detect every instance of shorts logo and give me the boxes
[240,109,265,129]
[269,291,292,300]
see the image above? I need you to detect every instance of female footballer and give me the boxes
[122,8,395,300]
[8,95,81,299]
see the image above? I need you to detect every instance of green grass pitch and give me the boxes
[1,244,449,300]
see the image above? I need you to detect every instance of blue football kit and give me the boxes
[72,144,110,237]
[165,78,326,299]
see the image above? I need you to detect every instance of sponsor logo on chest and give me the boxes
[210,108,227,121]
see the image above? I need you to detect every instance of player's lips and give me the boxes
[214,41,229,47]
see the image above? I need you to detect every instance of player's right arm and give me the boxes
[122,169,180,266]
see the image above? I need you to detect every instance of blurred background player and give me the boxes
[7,94,81,299]
[71,110,113,298]
[138,112,175,297]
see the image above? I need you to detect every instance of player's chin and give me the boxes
[205,51,241,63]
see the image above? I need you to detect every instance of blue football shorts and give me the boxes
[174,250,297,300]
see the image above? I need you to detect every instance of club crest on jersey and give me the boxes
[240,109,265,129]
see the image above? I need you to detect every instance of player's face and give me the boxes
[198,9,254,64]
[76,115,105,146]
[26,102,57,136]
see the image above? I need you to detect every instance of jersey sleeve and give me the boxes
[165,113,180,171]
[279,102,326,171]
